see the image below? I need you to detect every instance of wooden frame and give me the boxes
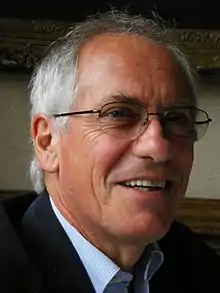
[177,198,220,254]
[177,198,220,236]
[0,17,220,72]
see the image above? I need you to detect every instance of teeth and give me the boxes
[123,180,166,188]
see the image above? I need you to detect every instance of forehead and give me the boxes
[76,34,193,108]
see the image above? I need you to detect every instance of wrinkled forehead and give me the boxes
[76,34,195,108]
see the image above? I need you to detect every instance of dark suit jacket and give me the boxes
[15,191,220,293]
[0,201,42,293]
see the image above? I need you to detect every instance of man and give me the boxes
[20,10,219,293]
[0,198,42,293]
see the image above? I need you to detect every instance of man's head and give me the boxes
[30,11,210,251]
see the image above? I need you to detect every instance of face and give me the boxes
[47,35,194,246]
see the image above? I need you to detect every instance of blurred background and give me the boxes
[0,0,220,199]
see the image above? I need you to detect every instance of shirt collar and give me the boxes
[50,197,163,293]
[50,197,119,293]
[142,242,164,281]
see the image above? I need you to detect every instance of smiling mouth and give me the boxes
[120,180,171,191]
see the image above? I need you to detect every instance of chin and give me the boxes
[119,216,173,245]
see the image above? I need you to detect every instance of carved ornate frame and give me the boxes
[0,17,220,72]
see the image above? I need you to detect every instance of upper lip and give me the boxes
[118,177,174,190]
[111,165,179,186]
[117,174,177,184]
[122,179,168,189]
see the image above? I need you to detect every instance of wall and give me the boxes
[0,73,32,190]
[0,73,219,198]
[187,75,220,198]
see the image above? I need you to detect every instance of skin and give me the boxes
[32,34,194,271]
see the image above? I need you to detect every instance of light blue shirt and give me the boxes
[50,197,163,293]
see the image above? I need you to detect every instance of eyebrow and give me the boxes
[97,93,195,109]
[99,93,146,107]
[168,99,195,108]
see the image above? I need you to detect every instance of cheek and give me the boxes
[85,136,130,214]
[61,125,130,196]
[91,136,131,185]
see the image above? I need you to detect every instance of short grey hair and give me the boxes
[29,9,197,193]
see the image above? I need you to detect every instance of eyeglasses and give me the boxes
[53,102,212,141]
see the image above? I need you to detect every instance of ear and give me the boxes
[31,114,59,173]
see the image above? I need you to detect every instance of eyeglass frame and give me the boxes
[52,101,212,141]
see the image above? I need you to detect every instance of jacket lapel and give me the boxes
[21,191,95,293]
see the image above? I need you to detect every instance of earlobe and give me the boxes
[31,114,59,173]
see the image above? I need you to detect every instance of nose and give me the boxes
[132,117,174,163]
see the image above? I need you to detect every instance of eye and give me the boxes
[165,111,191,123]
[101,104,141,120]
[163,110,195,136]
[105,107,136,118]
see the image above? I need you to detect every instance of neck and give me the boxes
[95,243,145,272]
[49,190,146,271]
